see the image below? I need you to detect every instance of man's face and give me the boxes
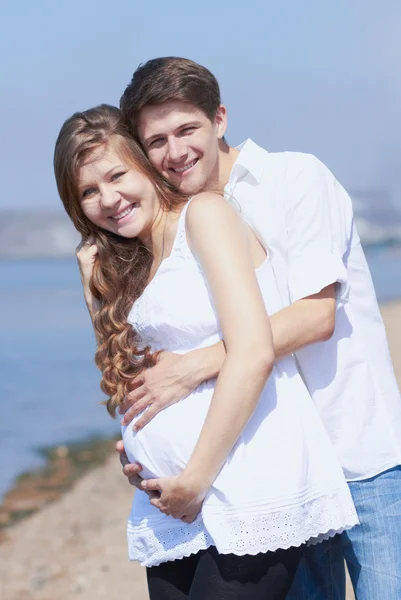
[137,100,227,195]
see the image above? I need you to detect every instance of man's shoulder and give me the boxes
[235,139,337,194]
[257,147,333,188]
[242,140,321,174]
[262,148,323,174]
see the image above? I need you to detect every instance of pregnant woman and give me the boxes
[54,104,358,600]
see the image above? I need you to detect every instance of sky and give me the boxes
[1,0,400,211]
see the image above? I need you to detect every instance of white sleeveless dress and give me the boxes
[123,200,358,567]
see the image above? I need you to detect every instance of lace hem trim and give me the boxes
[127,486,359,567]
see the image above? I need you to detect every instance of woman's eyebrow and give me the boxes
[78,165,126,192]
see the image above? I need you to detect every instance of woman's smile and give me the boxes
[109,203,138,223]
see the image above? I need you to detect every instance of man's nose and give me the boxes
[167,138,187,163]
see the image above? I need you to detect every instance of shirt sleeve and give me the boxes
[284,154,354,304]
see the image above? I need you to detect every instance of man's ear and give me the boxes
[215,104,228,139]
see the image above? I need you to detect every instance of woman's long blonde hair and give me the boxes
[54,104,186,416]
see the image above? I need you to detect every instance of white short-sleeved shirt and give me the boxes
[225,139,401,481]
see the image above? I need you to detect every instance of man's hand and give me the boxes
[120,351,199,430]
[142,474,207,523]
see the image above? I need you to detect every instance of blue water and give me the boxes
[0,259,119,500]
[1,249,401,500]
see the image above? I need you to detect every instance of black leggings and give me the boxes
[147,545,303,600]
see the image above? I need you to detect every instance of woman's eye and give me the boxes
[81,187,96,199]
[111,171,126,181]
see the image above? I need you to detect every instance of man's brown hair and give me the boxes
[120,57,222,135]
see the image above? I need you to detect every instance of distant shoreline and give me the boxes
[0,210,80,259]
[1,241,400,261]
[0,435,119,541]
[1,200,401,258]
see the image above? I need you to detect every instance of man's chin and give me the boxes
[175,177,206,196]
[163,168,204,195]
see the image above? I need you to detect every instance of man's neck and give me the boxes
[217,141,240,192]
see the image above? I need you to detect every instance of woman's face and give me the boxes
[77,142,162,242]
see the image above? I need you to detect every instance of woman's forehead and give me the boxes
[79,141,125,171]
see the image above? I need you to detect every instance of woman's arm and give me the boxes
[143,194,274,518]
[181,194,274,485]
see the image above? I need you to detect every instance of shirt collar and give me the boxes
[228,138,267,187]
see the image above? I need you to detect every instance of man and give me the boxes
[116,57,401,599]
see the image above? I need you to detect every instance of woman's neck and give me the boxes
[142,209,181,267]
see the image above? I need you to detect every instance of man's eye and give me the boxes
[181,127,196,135]
[149,138,164,148]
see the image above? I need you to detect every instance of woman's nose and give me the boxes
[100,188,120,210]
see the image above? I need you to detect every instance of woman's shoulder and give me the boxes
[186,192,237,228]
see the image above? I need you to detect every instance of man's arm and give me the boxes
[118,284,335,482]
[186,283,335,374]
[120,283,335,430]
[271,284,336,356]
[284,153,351,305]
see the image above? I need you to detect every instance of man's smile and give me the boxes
[169,158,199,175]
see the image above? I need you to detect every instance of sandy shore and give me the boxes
[1,301,400,600]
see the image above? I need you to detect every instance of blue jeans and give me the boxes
[286,466,401,599]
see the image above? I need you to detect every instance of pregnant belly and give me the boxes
[122,381,214,480]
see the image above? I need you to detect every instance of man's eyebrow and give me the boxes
[144,121,201,145]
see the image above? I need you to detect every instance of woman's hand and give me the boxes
[76,236,98,289]
[141,474,208,523]
[76,236,100,318]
